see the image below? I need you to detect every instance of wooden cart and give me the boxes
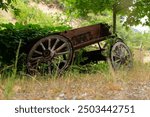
[27,23,132,75]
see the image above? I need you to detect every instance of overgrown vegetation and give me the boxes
[0,0,150,71]
[10,0,63,26]
[0,0,150,99]
[0,23,70,66]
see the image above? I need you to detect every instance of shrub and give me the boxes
[0,22,71,67]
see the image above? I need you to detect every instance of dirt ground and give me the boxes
[13,80,150,100]
[1,71,150,100]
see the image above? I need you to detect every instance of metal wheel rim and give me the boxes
[27,35,73,76]
[110,41,132,70]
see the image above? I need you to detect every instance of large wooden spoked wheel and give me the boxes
[110,41,132,70]
[27,35,73,76]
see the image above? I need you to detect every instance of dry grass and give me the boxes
[1,50,150,100]
[0,63,150,100]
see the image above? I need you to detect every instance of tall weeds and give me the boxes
[4,40,21,99]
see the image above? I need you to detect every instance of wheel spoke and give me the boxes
[29,60,39,65]
[61,60,67,64]
[30,56,42,61]
[120,46,126,56]
[112,51,120,58]
[55,43,67,52]
[40,42,46,50]
[114,51,120,57]
[34,50,42,55]
[51,39,59,51]
[48,39,51,50]
[58,60,67,70]
[55,51,69,56]
[114,59,121,63]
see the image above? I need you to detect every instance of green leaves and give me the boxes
[0,0,15,10]
[0,23,70,66]
[62,0,150,26]
[124,0,150,26]
[62,0,115,17]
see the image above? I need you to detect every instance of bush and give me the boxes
[0,22,71,67]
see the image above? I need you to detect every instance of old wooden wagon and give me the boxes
[27,23,132,75]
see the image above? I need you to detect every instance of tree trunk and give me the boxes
[113,4,117,34]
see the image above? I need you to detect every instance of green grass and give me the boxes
[1,40,21,99]
[10,0,64,27]
[1,57,150,100]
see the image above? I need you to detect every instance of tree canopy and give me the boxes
[0,0,14,10]
[1,0,150,26]
[125,0,150,26]
[62,0,150,26]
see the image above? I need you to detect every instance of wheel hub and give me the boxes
[120,57,126,64]
[42,50,55,59]
[120,53,127,64]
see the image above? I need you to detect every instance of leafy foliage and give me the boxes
[0,23,70,66]
[125,0,150,26]
[10,0,63,26]
[61,0,150,26]
[61,0,114,17]
[61,0,135,16]
[0,0,14,10]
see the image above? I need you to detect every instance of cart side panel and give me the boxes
[60,23,111,50]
